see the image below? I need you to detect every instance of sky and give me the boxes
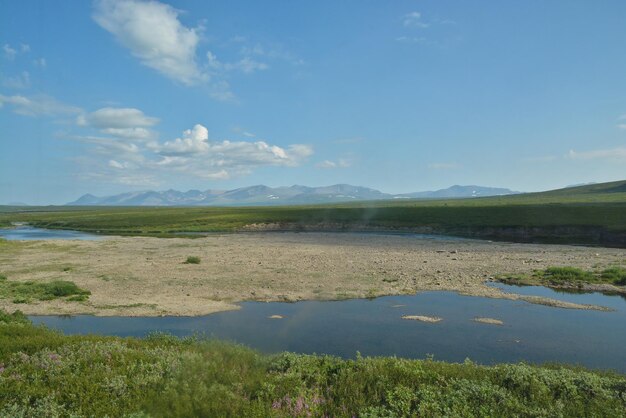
[1,0,625,205]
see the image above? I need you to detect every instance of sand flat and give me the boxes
[0,232,623,316]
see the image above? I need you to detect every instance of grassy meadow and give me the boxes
[1,180,625,246]
[1,311,625,417]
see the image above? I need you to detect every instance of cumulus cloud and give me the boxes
[93,0,205,85]
[153,124,312,178]
[157,124,209,155]
[0,93,82,116]
[72,122,313,184]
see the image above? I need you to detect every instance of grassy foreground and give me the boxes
[1,311,625,417]
[1,180,625,247]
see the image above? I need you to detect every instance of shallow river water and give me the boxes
[31,285,626,373]
[0,226,101,240]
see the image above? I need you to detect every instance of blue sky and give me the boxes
[1,0,625,205]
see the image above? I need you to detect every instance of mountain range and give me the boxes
[67,184,519,206]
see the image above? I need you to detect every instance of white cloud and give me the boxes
[403,12,429,28]
[567,148,626,162]
[76,107,159,141]
[72,122,313,184]
[2,71,30,89]
[157,124,210,155]
[20,43,31,53]
[78,107,159,129]
[0,93,82,116]
[100,127,153,140]
[155,124,312,172]
[316,158,351,169]
[2,44,16,60]
[93,0,205,85]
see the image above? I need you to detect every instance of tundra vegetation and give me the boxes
[184,256,201,264]
[0,274,90,304]
[498,266,626,290]
[0,311,625,417]
[1,180,625,246]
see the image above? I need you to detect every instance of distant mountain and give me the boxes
[397,185,518,199]
[66,184,518,206]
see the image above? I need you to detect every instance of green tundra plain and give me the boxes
[1,180,625,247]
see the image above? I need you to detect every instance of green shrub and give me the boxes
[44,281,90,297]
[601,267,626,285]
[184,256,201,264]
[0,279,91,303]
[542,266,594,282]
[0,309,29,324]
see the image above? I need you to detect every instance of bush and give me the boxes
[185,256,201,264]
[0,309,29,325]
[601,267,626,286]
[542,267,594,282]
[0,279,91,303]
[43,281,90,297]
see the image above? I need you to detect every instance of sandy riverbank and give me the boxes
[0,232,623,316]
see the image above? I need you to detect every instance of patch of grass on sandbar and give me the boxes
[184,256,201,264]
[601,266,626,285]
[499,266,626,288]
[0,275,90,304]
